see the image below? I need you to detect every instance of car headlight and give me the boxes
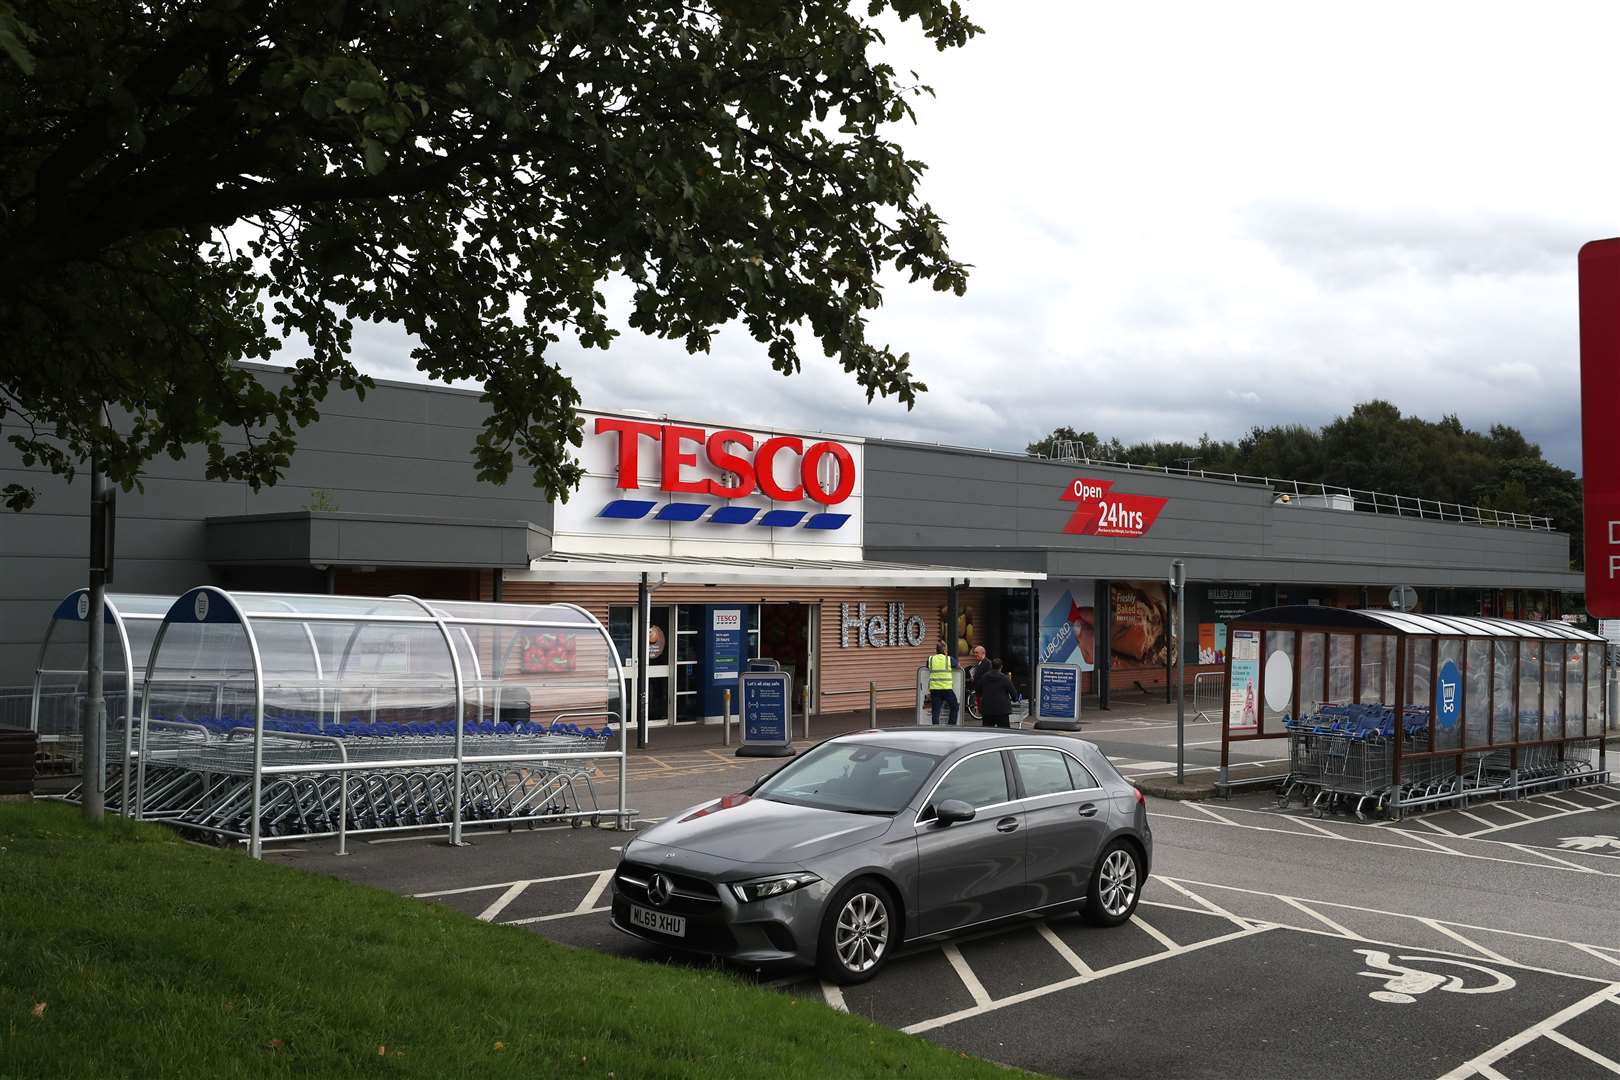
[728,872,821,903]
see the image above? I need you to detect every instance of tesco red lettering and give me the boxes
[592,419,855,505]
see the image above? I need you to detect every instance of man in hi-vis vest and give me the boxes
[928,641,959,725]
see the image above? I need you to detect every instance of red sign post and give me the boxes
[1580,239,1620,617]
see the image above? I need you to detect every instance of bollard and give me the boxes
[868,680,878,729]
[802,685,811,741]
[722,688,732,746]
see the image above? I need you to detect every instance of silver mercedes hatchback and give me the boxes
[611,727,1153,984]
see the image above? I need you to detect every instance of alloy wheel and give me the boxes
[1099,848,1138,917]
[834,891,889,973]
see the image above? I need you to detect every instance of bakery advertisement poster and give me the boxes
[1037,581,1095,672]
[1109,581,1169,672]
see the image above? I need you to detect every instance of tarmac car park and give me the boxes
[264,712,1620,1080]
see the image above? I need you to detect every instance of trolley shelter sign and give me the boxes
[1228,629,1260,731]
[1581,239,1620,617]
[1060,477,1169,538]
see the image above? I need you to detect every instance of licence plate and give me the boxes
[629,905,686,938]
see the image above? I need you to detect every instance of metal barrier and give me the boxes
[818,682,914,730]
[1192,672,1224,722]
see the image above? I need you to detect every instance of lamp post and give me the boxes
[1171,559,1186,784]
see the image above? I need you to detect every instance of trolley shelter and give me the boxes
[1220,607,1610,819]
[30,590,173,807]
[47,587,634,857]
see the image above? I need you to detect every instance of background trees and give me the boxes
[1027,401,1584,566]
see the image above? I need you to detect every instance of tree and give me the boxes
[1,0,980,510]
[1,0,979,822]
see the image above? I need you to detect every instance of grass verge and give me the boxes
[0,801,1026,1079]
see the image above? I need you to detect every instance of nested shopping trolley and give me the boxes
[118,588,632,856]
[1223,606,1610,820]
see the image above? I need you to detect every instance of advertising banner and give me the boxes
[736,671,794,757]
[1060,478,1169,537]
[1111,582,1169,672]
[1033,663,1082,730]
[1187,584,1259,665]
[1580,239,1620,616]
[1037,581,1096,671]
[1228,629,1260,731]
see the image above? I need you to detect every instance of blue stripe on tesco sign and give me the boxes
[592,418,856,529]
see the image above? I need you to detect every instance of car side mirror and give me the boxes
[935,799,976,826]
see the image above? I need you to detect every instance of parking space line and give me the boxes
[1437,984,1620,1080]
[902,924,1269,1035]
[1152,809,1620,878]
[414,869,608,898]
[500,905,611,927]
[575,869,614,913]
[1502,843,1601,874]
[1156,877,1250,929]
[477,881,529,922]
[1534,793,1587,811]
[1419,918,1512,965]
[1473,1063,1510,1080]
[942,944,993,1008]
[1454,809,1497,830]
[1182,801,1241,827]
[1414,817,1460,836]
[819,980,848,1013]
[1275,895,1362,939]
[1570,943,1620,970]
[1463,797,1619,837]
[1036,924,1093,975]
[1288,816,1348,839]
[1489,804,1535,821]
[1129,913,1178,951]
[1166,876,1620,966]
[1543,1028,1620,1074]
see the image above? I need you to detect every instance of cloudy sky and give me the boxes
[353,1,1618,471]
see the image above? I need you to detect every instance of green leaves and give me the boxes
[0,3,37,74]
[1,0,980,508]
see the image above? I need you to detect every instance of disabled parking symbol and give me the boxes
[1354,949,1516,1004]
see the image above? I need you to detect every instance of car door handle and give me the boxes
[995,816,1020,833]
[1078,803,1099,817]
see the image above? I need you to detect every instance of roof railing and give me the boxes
[1036,439,1553,531]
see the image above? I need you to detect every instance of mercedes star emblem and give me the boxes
[647,873,674,907]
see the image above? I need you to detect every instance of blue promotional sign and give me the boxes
[1435,658,1462,730]
[736,671,794,757]
[1033,663,1082,730]
[702,607,745,716]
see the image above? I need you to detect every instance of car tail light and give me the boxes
[1134,787,1146,806]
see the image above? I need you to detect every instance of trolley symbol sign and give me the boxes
[1434,659,1462,730]
[1355,949,1515,1005]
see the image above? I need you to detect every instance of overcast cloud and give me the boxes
[351,1,1618,472]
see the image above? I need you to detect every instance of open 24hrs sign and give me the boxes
[1060,478,1169,538]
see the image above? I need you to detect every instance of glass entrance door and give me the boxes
[609,603,674,729]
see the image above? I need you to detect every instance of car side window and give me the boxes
[1064,753,1099,790]
[1012,749,1075,798]
[930,752,1009,811]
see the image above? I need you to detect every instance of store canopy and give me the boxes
[1232,605,1605,641]
[515,552,1044,589]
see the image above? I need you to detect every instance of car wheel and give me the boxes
[1083,842,1143,927]
[817,878,897,985]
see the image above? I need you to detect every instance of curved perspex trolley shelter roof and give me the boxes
[1222,606,1609,818]
[131,588,629,856]
[32,591,177,793]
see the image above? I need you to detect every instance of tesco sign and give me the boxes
[595,418,856,505]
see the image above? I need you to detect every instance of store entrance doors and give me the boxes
[759,603,815,710]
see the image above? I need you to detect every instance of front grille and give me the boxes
[617,862,723,914]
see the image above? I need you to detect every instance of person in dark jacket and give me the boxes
[977,658,1016,728]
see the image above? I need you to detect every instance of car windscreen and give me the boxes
[753,741,942,815]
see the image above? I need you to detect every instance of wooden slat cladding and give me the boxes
[494,580,994,715]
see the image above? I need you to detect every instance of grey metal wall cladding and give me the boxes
[863,439,1577,584]
[205,514,542,569]
[0,365,554,685]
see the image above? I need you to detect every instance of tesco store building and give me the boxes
[0,367,1588,734]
